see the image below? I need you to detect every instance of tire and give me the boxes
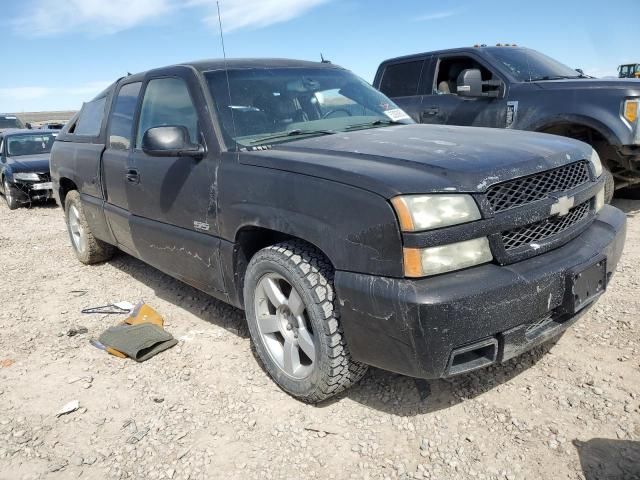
[602,164,614,204]
[64,190,115,264]
[244,240,368,403]
[3,178,20,210]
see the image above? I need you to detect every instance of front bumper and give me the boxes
[335,205,627,379]
[11,180,53,203]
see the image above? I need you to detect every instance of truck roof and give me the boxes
[95,58,345,100]
[379,46,528,65]
[184,58,344,72]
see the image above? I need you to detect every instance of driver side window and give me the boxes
[136,77,198,149]
[434,56,495,95]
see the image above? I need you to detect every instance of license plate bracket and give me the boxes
[565,256,607,313]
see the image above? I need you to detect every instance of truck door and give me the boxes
[376,58,428,122]
[125,69,226,296]
[420,54,508,128]
[102,81,141,254]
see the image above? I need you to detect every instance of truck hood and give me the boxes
[533,78,640,92]
[240,124,593,197]
[9,154,51,173]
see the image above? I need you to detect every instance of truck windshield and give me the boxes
[485,48,586,82]
[0,116,24,129]
[205,67,413,148]
[7,133,57,156]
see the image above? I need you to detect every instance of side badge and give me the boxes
[194,221,210,232]
[506,101,518,128]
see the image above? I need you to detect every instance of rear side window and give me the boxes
[109,82,142,150]
[379,61,424,97]
[136,77,198,148]
[75,97,107,136]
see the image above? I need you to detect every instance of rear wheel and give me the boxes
[3,178,20,210]
[244,240,367,403]
[64,190,115,264]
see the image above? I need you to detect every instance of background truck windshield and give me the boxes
[7,133,57,156]
[0,116,24,129]
[205,67,412,148]
[486,48,584,82]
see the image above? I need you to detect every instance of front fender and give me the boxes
[219,161,404,278]
[2,166,15,183]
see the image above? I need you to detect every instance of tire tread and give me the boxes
[250,240,367,402]
[65,190,115,264]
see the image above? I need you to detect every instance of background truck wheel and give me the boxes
[3,178,20,210]
[244,240,368,403]
[602,165,615,204]
[64,190,115,264]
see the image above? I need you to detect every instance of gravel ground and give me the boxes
[0,198,639,480]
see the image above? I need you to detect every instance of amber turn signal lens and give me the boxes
[624,100,638,123]
[391,196,415,232]
[403,248,424,278]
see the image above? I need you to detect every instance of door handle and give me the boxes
[125,169,140,184]
[423,106,440,116]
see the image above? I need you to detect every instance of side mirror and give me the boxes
[141,126,204,158]
[457,69,502,98]
[456,69,483,97]
[25,122,32,129]
[575,68,585,75]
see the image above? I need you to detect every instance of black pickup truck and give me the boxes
[374,46,640,201]
[50,59,626,402]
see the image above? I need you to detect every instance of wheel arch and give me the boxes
[231,225,333,308]
[58,177,78,210]
[533,115,619,148]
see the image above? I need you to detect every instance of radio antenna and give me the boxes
[217,1,238,147]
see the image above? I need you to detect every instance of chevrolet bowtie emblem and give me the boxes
[550,195,575,217]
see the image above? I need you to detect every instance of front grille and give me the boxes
[487,161,590,213]
[501,201,591,251]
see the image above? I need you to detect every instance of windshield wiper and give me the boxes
[527,75,583,82]
[250,129,335,145]
[343,119,405,131]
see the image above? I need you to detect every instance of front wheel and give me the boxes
[602,164,614,204]
[3,178,20,210]
[244,240,367,403]
[64,190,115,264]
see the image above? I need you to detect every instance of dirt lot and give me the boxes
[0,198,639,480]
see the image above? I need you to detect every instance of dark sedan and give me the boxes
[0,129,56,209]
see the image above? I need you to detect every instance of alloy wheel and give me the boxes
[68,205,85,254]
[253,273,316,379]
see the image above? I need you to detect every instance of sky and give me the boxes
[1,0,638,112]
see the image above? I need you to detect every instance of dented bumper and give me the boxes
[335,205,626,379]
[12,180,54,203]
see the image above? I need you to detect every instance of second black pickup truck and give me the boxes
[50,59,626,402]
[374,46,640,201]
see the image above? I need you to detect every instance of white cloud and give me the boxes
[196,0,332,33]
[0,87,50,101]
[413,10,460,21]
[15,0,332,36]
[14,0,174,36]
[0,81,112,112]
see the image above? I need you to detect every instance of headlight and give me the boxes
[595,185,605,213]
[13,172,40,181]
[391,194,481,232]
[403,237,493,277]
[623,99,638,124]
[589,149,603,178]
